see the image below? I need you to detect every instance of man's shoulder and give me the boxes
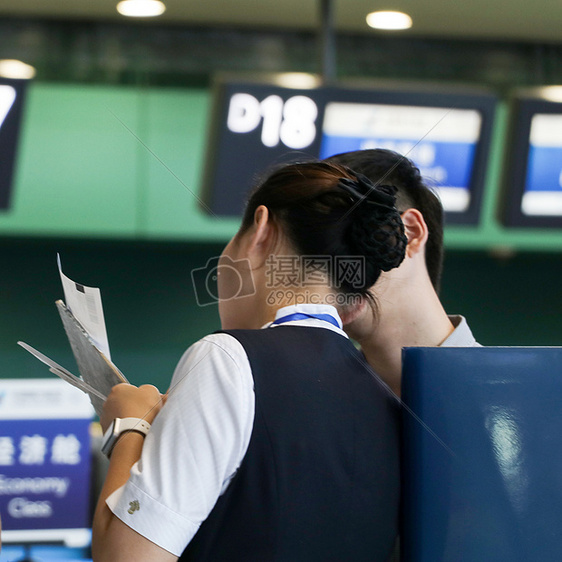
[442,315,480,347]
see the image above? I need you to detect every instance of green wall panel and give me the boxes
[141,88,239,241]
[0,83,240,242]
[1,82,562,251]
[0,84,141,237]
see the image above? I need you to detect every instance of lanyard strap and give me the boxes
[270,312,341,329]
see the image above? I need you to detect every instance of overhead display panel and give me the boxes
[502,94,562,227]
[0,79,27,210]
[201,77,497,225]
[201,80,327,217]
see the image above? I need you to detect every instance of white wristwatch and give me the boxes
[101,417,151,459]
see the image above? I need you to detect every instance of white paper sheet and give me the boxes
[57,254,111,360]
[17,341,107,402]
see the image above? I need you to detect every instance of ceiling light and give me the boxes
[537,86,562,103]
[366,10,413,30]
[0,59,36,79]
[116,0,166,18]
[272,73,322,89]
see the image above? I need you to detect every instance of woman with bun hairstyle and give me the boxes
[92,161,407,562]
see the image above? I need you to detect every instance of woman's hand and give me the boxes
[94,383,174,561]
[100,383,164,433]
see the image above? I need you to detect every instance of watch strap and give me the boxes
[101,417,151,458]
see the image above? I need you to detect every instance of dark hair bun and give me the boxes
[339,175,407,286]
[240,161,407,297]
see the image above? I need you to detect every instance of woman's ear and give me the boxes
[400,208,429,258]
[245,205,276,262]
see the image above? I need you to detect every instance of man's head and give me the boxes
[325,149,444,293]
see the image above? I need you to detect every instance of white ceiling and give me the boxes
[0,0,560,44]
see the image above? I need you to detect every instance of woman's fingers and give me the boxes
[101,383,164,431]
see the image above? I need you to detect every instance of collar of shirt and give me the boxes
[442,315,479,347]
[262,303,348,338]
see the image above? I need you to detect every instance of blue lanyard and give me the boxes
[270,312,341,329]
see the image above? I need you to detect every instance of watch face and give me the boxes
[104,420,116,439]
[101,420,118,457]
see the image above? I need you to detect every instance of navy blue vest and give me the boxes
[180,326,400,561]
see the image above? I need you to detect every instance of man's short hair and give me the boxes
[325,149,445,293]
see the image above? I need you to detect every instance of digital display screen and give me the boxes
[502,96,562,227]
[0,79,27,210]
[201,81,326,216]
[201,78,496,225]
[319,102,482,214]
[521,114,562,216]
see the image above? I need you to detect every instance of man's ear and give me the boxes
[401,208,428,258]
[339,297,368,326]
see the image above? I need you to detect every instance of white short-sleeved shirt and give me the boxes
[106,304,347,556]
[442,315,480,347]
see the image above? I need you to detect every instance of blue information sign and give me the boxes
[0,379,94,547]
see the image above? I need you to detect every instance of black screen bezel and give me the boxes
[0,78,27,211]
